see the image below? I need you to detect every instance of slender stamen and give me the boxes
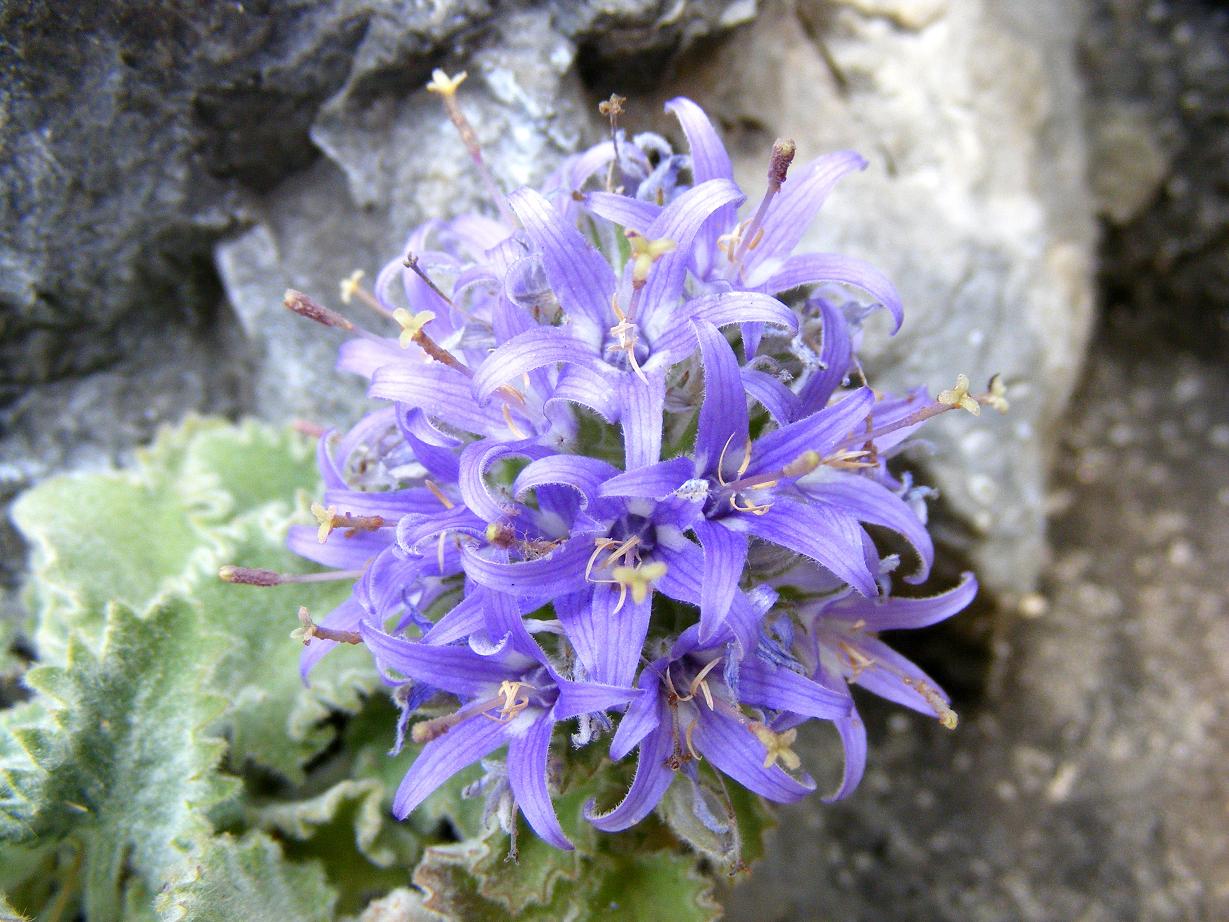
[218,565,363,587]
[838,639,958,729]
[423,479,454,509]
[689,657,723,709]
[426,69,517,226]
[292,606,363,646]
[284,289,355,332]
[340,269,393,318]
[501,402,528,439]
[403,252,457,310]
[311,502,386,543]
[598,93,626,193]
[728,138,796,278]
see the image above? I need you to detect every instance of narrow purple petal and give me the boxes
[423,593,486,645]
[369,362,502,435]
[398,406,462,482]
[287,526,386,570]
[586,705,675,831]
[599,457,693,499]
[741,368,800,426]
[393,714,513,818]
[692,705,816,803]
[747,387,874,477]
[461,537,592,599]
[595,583,653,688]
[797,297,853,415]
[514,455,621,511]
[742,496,878,598]
[694,319,751,479]
[472,328,604,402]
[838,632,950,715]
[508,187,615,326]
[664,97,734,183]
[395,506,484,555]
[738,659,851,720]
[336,337,405,380]
[610,663,666,761]
[639,179,745,320]
[693,519,747,642]
[547,363,622,423]
[584,191,660,232]
[824,712,867,803]
[322,486,441,519]
[762,253,903,333]
[803,473,934,583]
[457,440,549,524]
[359,622,521,697]
[650,292,798,362]
[748,151,867,270]
[552,676,641,721]
[829,573,978,631]
[619,365,666,469]
[507,711,572,850]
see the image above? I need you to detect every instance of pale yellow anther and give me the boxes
[494,680,533,721]
[937,373,981,416]
[611,561,667,606]
[608,293,649,383]
[730,494,773,516]
[340,269,365,304]
[626,231,677,283]
[782,449,821,478]
[751,723,802,771]
[985,373,1009,413]
[392,308,436,348]
[310,502,338,544]
[426,69,467,96]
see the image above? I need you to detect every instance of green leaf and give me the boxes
[12,463,220,661]
[179,419,318,523]
[154,832,336,922]
[16,600,236,919]
[343,887,438,922]
[0,698,57,840]
[584,849,721,922]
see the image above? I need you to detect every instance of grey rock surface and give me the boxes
[1082,0,1229,359]
[637,0,1098,596]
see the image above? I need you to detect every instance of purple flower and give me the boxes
[259,83,992,849]
[360,606,639,850]
[799,574,978,800]
[586,625,850,831]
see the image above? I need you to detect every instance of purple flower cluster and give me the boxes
[281,82,986,850]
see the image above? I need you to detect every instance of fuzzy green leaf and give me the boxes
[179,419,318,523]
[154,832,336,922]
[15,600,236,919]
[12,466,219,661]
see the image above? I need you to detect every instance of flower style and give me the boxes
[242,75,1000,850]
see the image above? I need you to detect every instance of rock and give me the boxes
[637,0,1098,596]
[1082,0,1229,359]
